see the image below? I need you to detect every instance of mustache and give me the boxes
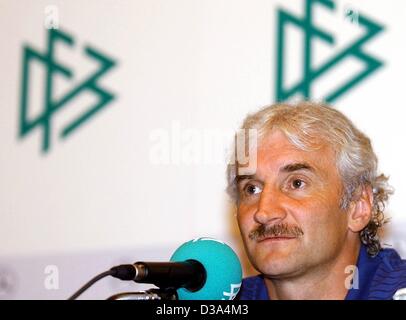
[249,223,304,241]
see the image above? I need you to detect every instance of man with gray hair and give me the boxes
[228,102,406,300]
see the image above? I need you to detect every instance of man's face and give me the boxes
[236,130,350,278]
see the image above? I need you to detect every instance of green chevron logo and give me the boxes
[19,28,117,154]
[276,0,385,103]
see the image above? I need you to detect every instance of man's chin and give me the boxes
[256,262,300,278]
[249,248,300,277]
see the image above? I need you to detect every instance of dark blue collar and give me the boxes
[344,244,379,300]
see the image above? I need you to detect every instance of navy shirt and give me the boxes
[238,245,406,300]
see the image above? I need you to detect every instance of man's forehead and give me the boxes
[257,129,327,151]
[236,143,336,180]
[257,130,334,162]
[234,129,337,177]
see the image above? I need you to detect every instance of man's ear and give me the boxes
[348,185,373,233]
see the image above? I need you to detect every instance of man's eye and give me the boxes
[244,184,262,195]
[291,179,305,189]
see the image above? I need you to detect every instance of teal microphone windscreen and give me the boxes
[170,237,242,300]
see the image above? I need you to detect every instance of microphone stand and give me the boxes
[107,288,178,300]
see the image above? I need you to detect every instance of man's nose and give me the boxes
[253,186,287,224]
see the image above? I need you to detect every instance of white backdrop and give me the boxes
[0,0,405,299]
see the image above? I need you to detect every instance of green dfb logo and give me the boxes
[19,28,117,154]
[276,0,385,103]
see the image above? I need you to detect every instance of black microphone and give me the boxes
[110,260,206,292]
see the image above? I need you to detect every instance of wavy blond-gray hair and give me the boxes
[227,102,393,257]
